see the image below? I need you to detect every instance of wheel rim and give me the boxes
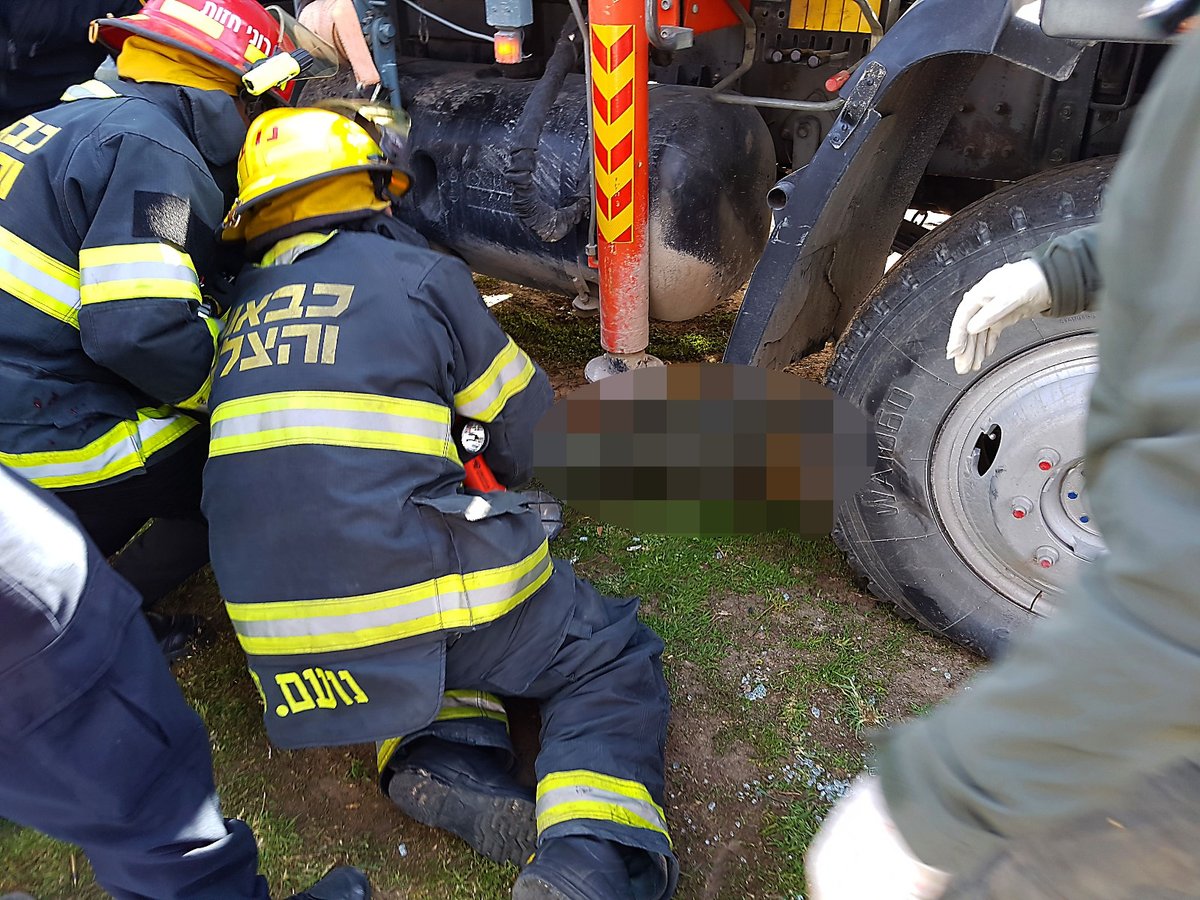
[929,332,1100,614]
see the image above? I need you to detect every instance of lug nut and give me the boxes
[1011,497,1032,520]
[1035,546,1060,569]
[1037,448,1061,471]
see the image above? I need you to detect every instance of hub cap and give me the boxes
[930,333,1101,614]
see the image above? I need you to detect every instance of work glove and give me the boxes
[298,0,382,89]
[946,259,1051,375]
[806,775,952,900]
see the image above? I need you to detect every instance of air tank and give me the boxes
[394,61,777,321]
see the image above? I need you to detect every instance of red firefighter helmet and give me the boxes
[91,0,299,104]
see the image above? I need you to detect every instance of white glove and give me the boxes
[946,259,1051,375]
[806,776,952,900]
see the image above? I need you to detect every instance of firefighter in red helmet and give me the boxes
[0,0,299,662]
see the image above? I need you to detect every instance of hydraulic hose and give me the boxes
[504,18,589,243]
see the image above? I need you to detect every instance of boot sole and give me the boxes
[387,768,536,866]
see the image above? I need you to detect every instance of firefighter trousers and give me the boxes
[0,478,266,900]
[391,562,677,897]
[58,435,210,608]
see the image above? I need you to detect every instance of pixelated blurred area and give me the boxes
[534,363,875,535]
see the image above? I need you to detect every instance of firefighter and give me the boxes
[807,4,1200,898]
[203,105,677,900]
[0,2,141,129]
[0,463,371,900]
[0,0,294,660]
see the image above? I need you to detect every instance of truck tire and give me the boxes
[827,158,1114,658]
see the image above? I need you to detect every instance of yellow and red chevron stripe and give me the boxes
[591,24,636,245]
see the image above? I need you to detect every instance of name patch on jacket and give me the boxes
[219,282,353,374]
[264,667,371,717]
[245,638,445,749]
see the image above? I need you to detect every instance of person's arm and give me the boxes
[830,25,1200,891]
[946,225,1101,374]
[415,256,553,486]
[75,131,223,410]
[1028,224,1102,318]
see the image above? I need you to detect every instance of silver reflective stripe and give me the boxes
[0,467,86,625]
[60,80,119,101]
[456,345,532,420]
[0,246,81,308]
[80,260,199,290]
[233,551,553,641]
[536,784,670,835]
[211,408,450,443]
[443,691,507,716]
[4,415,181,483]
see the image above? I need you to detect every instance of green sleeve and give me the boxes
[1027,224,1102,317]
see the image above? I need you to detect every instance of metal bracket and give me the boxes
[646,0,694,50]
[827,60,886,149]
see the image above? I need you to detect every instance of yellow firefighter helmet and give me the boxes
[222,104,411,240]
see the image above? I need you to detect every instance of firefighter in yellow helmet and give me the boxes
[204,106,678,900]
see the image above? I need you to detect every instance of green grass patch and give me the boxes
[492,302,595,370]
[760,793,827,898]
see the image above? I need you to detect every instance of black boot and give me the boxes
[512,837,633,899]
[144,611,212,665]
[385,738,535,865]
[512,836,674,900]
[284,866,370,899]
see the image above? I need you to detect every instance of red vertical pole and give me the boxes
[589,0,651,367]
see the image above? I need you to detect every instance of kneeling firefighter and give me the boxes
[204,104,678,900]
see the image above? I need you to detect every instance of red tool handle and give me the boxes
[464,455,506,492]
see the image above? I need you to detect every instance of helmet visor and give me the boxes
[264,5,341,77]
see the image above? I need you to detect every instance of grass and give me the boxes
[484,277,739,373]
[0,518,970,900]
[0,282,979,900]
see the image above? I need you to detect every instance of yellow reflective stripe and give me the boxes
[0,407,197,489]
[79,243,201,305]
[536,770,671,847]
[60,79,120,101]
[259,231,337,268]
[175,366,215,414]
[437,690,509,724]
[377,737,403,772]
[0,225,81,327]
[226,541,553,655]
[536,800,673,844]
[212,390,451,423]
[454,337,537,422]
[209,391,459,461]
[81,277,203,304]
[435,706,509,724]
[209,426,454,458]
[79,243,198,268]
[375,692,507,773]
